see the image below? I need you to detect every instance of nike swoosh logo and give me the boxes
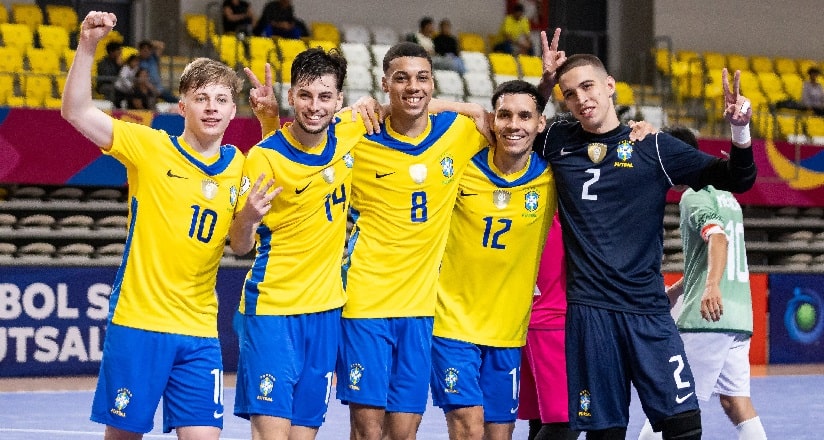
[459,190,478,196]
[166,169,187,179]
[560,148,572,156]
[295,182,311,194]
[675,392,694,404]
[376,172,395,178]
[510,405,519,414]
[213,410,224,418]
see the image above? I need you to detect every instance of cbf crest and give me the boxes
[110,388,132,417]
[444,368,460,394]
[343,152,354,168]
[258,374,275,402]
[229,185,238,207]
[587,143,607,164]
[524,190,539,212]
[348,363,364,390]
[616,140,633,161]
[440,155,455,179]
[202,178,219,200]
[578,389,592,417]
[493,189,511,209]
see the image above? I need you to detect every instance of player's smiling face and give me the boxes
[382,56,433,121]
[558,64,619,134]
[493,93,546,157]
[179,83,236,139]
[288,73,343,135]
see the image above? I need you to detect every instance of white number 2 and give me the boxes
[582,169,600,201]
[669,355,691,389]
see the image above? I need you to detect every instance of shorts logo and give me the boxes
[110,388,132,417]
[524,190,539,212]
[444,368,459,394]
[343,152,354,168]
[348,363,364,390]
[257,374,275,402]
[440,155,454,178]
[578,390,592,417]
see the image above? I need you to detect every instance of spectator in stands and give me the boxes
[127,67,159,110]
[222,0,254,36]
[433,18,465,74]
[253,0,308,39]
[493,3,534,55]
[96,41,121,104]
[137,39,177,103]
[114,54,140,108]
[62,10,278,440]
[801,67,824,115]
[638,126,767,440]
[408,17,464,74]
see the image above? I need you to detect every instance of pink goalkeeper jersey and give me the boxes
[529,214,567,329]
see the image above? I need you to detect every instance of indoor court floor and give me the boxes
[1,365,822,439]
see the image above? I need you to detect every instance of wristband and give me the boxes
[731,123,750,145]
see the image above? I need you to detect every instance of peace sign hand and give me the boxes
[722,68,752,126]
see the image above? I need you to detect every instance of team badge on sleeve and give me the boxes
[587,143,607,164]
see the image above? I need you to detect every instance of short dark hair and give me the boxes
[105,41,122,54]
[291,47,348,91]
[491,80,547,113]
[138,40,153,50]
[808,67,822,77]
[382,41,431,72]
[419,17,433,31]
[556,53,608,83]
[663,125,698,149]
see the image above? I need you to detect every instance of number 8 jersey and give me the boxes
[105,119,245,337]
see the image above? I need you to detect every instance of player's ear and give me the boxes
[537,114,547,132]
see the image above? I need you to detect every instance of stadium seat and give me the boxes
[339,42,372,68]
[370,44,391,67]
[757,72,788,104]
[96,242,125,257]
[184,14,215,46]
[460,51,491,75]
[57,214,94,229]
[22,73,61,108]
[797,59,818,76]
[517,54,543,85]
[750,55,774,74]
[458,32,486,53]
[248,36,276,62]
[463,71,494,100]
[702,51,727,71]
[371,26,399,45]
[614,81,636,106]
[0,4,7,25]
[805,116,824,144]
[675,49,701,64]
[278,57,294,84]
[307,39,337,53]
[344,63,374,92]
[774,57,799,76]
[0,22,34,54]
[276,37,307,62]
[37,24,69,56]
[781,72,803,100]
[211,34,247,67]
[11,3,43,32]
[488,52,519,85]
[340,24,371,44]
[27,47,61,74]
[45,5,78,34]
[310,21,340,46]
[433,69,464,101]
[775,114,805,142]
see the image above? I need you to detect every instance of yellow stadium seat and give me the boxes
[55,73,67,95]
[93,30,123,62]
[702,51,726,71]
[211,34,247,67]
[806,116,824,137]
[276,37,307,62]
[62,48,75,68]
[750,55,774,74]
[248,36,276,62]
[726,53,749,72]
[120,45,138,63]
[21,73,61,108]
[781,73,803,100]
[0,4,8,24]
[774,57,798,76]
[307,39,337,53]
[279,58,294,83]
[614,81,635,106]
[798,59,818,76]
[27,47,61,74]
[11,4,43,32]
[185,14,215,45]
[517,54,542,78]
[0,74,25,106]
[654,47,673,75]
[776,114,805,141]
[310,22,340,46]
[458,32,486,53]
[0,45,24,73]
[0,22,34,54]
[488,53,518,76]
[37,24,70,55]
[757,72,788,104]
[45,5,78,34]
[676,50,700,63]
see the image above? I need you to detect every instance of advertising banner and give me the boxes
[768,274,824,364]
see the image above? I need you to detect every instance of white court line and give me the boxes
[0,428,246,440]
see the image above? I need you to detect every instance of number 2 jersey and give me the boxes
[538,120,756,313]
[677,185,752,334]
[104,119,245,337]
[343,112,486,318]
[236,112,363,316]
[435,148,556,347]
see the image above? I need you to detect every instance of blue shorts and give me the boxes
[336,317,433,414]
[90,324,224,434]
[430,336,521,423]
[565,304,699,431]
[234,308,340,427]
